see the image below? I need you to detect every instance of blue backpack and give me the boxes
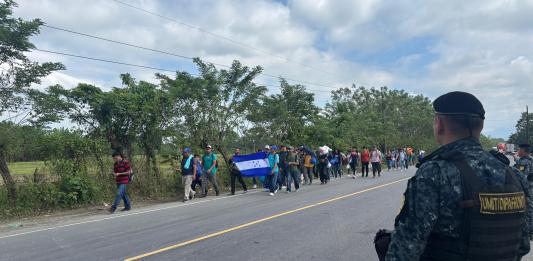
[311,156,318,165]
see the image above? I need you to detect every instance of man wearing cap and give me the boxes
[202,145,220,197]
[286,146,300,192]
[180,147,196,202]
[267,145,280,196]
[383,91,532,260]
[515,144,533,179]
[228,147,247,195]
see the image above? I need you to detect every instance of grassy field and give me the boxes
[7,161,45,176]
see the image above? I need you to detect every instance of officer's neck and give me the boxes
[440,134,479,146]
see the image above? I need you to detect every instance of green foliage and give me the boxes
[509,111,532,145]
[324,86,437,151]
[479,135,505,151]
[248,79,318,145]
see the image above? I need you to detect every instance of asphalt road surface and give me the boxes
[0,168,531,261]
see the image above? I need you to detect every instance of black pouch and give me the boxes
[374,229,392,261]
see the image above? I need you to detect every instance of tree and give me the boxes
[325,86,436,152]
[509,111,532,145]
[248,79,319,145]
[158,58,266,164]
[0,0,64,203]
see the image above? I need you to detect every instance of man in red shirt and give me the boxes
[109,151,132,213]
[360,147,370,177]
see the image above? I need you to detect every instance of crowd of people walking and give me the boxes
[108,144,424,212]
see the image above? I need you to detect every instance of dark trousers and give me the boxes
[287,169,300,191]
[230,171,247,194]
[319,165,329,183]
[269,172,278,193]
[361,162,369,177]
[371,162,381,177]
[304,167,313,185]
[350,161,357,175]
[191,177,204,193]
[278,166,288,188]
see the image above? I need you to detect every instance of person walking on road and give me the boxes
[278,145,289,190]
[228,147,247,196]
[384,91,533,261]
[286,147,301,192]
[360,147,370,177]
[330,149,342,178]
[318,148,330,184]
[191,154,204,195]
[349,149,359,178]
[371,146,382,177]
[202,145,220,197]
[267,146,280,196]
[386,150,392,171]
[398,148,406,171]
[303,151,314,185]
[109,151,132,213]
[180,147,196,202]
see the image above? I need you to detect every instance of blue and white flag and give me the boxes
[233,152,270,177]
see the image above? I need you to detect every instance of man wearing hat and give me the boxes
[201,145,220,197]
[515,144,533,179]
[180,147,196,202]
[383,92,533,260]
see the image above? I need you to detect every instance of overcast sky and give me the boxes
[13,0,533,139]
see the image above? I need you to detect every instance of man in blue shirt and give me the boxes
[268,146,280,196]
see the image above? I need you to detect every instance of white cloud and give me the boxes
[12,0,533,138]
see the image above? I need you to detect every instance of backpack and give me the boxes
[311,156,317,165]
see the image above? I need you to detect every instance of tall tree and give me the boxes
[509,111,532,145]
[248,79,319,145]
[0,0,64,203]
[158,58,266,163]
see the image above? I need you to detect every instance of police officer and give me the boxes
[515,144,533,179]
[384,91,533,261]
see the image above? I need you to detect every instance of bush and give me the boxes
[58,175,97,206]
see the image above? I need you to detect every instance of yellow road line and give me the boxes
[124,177,410,261]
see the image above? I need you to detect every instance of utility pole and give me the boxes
[527,105,530,145]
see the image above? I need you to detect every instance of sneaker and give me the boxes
[120,207,131,212]
[215,192,220,196]
[227,192,235,196]
[190,191,196,200]
[183,198,189,202]
[252,184,257,189]
[242,190,248,194]
[269,193,274,196]
[295,189,299,192]
[108,208,116,214]
[274,189,278,194]
[286,190,291,193]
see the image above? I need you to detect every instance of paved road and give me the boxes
[0,168,531,261]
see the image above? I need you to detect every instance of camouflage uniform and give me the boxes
[516,155,533,239]
[515,156,533,179]
[385,138,533,261]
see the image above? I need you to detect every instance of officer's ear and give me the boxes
[434,115,446,142]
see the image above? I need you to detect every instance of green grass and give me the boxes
[7,161,45,175]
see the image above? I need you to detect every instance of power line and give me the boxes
[42,24,338,90]
[109,0,349,81]
[34,48,332,94]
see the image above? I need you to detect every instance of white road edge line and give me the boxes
[0,190,261,240]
